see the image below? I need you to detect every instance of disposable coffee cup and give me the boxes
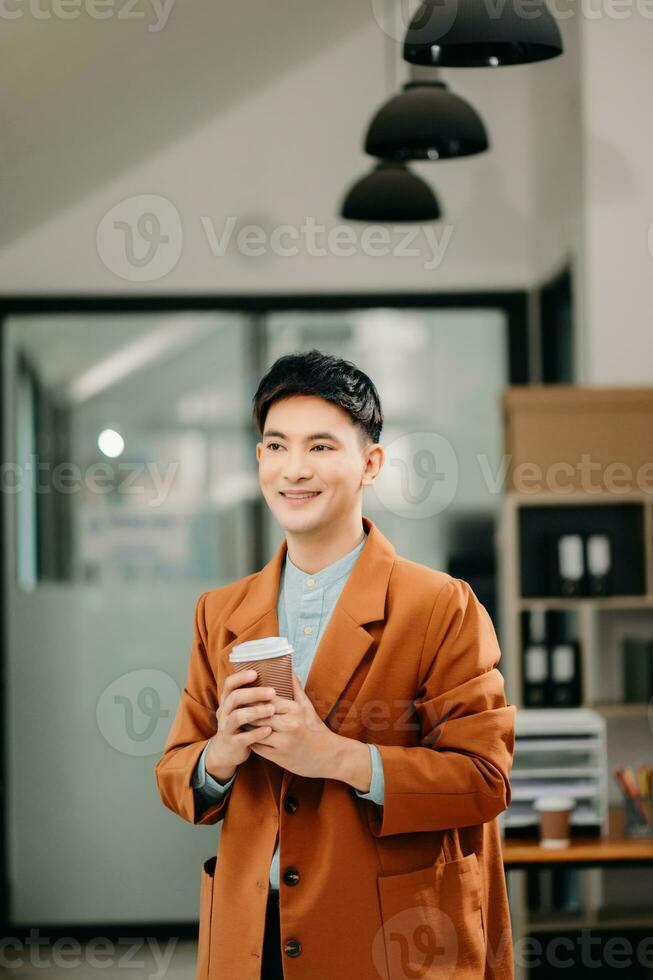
[534,796,575,848]
[229,637,294,730]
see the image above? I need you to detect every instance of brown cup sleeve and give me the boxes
[232,654,294,730]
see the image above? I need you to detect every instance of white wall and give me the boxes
[532,15,583,285]
[578,16,653,384]
[0,14,581,295]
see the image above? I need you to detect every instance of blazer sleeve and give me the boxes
[364,577,516,838]
[154,590,235,826]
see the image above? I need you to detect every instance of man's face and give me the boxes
[256,394,380,534]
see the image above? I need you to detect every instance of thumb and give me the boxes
[292,672,308,702]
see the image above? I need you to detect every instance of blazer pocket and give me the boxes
[376,853,485,980]
[196,855,217,980]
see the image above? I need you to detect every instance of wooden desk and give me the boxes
[502,806,653,869]
[502,808,653,979]
[503,835,653,869]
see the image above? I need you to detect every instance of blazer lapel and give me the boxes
[302,517,395,726]
[221,515,396,803]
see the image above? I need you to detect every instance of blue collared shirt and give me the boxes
[192,528,384,891]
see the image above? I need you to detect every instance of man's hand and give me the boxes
[204,669,277,781]
[249,673,341,779]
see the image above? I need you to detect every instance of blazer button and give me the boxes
[284,939,302,957]
[283,867,300,886]
[284,795,298,814]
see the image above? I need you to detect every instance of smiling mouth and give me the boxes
[280,491,322,501]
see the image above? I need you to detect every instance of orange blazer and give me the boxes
[155,515,516,979]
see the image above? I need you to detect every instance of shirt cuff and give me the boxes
[354,743,385,805]
[192,741,236,799]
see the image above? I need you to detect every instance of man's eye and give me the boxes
[265,442,332,451]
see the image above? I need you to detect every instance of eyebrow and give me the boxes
[262,430,341,443]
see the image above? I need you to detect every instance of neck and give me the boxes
[285,512,366,574]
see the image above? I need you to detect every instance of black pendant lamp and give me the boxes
[403,0,563,67]
[340,162,441,222]
[365,80,488,161]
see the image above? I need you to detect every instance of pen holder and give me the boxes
[624,793,653,837]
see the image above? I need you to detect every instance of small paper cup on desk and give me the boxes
[229,637,295,730]
[534,796,575,848]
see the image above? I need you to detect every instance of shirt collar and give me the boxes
[284,529,368,591]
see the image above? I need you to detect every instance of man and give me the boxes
[155,349,516,980]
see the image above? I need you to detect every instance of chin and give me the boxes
[270,499,328,534]
[278,511,323,533]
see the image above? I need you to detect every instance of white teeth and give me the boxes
[284,492,319,499]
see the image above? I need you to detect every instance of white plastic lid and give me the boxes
[229,636,294,662]
[533,796,575,812]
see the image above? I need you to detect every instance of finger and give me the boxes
[269,696,295,714]
[233,701,276,730]
[248,714,279,728]
[242,725,272,743]
[219,670,259,716]
[251,729,276,747]
[226,674,274,700]
[215,671,261,724]
[223,668,259,692]
[292,673,309,703]
[225,683,276,714]
[222,670,274,705]
[249,712,291,735]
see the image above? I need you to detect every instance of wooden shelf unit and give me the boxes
[498,387,653,980]
[497,489,653,711]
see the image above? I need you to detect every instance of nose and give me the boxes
[282,448,313,483]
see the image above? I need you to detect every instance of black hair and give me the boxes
[251,348,383,447]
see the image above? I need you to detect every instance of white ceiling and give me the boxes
[0,0,371,251]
